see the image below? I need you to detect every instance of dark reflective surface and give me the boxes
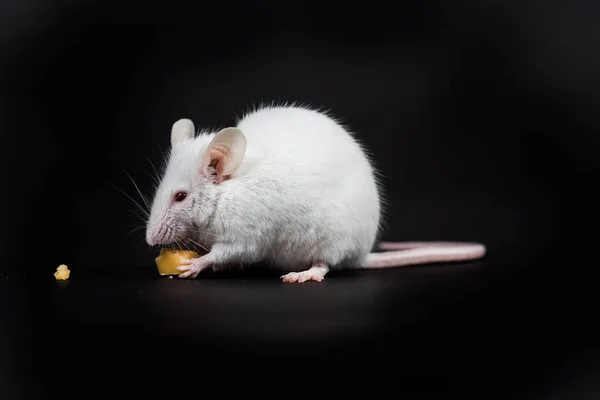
[2,244,598,398]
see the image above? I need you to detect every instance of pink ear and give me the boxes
[205,127,247,183]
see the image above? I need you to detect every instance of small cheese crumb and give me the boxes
[54,264,70,280]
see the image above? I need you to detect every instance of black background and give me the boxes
[1,1,599,399]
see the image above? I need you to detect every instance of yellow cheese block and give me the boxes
[54,264,70,280]
[155,248,200,275]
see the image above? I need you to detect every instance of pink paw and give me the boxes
[177,257,208,279]
[280,265,329,283]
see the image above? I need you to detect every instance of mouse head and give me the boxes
[145,118,247,246]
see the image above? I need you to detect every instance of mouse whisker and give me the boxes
[182,237,210,253]
[117,205,148,223]
[124,170,151,214]
[184,228,223,239]
[111,184,150,219]
[127,210,148,223]
[141,169,159,191]
[126,226,145,237]
[179,239,190,252]
[172,239,182,251]
[145,156,162,186]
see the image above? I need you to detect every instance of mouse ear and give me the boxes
[171,118,195,146]
[206,127,247,183]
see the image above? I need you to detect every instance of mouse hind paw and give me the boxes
[280,263,329,283]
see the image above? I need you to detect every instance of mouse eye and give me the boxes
[173,191,187,202]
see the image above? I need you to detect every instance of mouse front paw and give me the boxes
[177,257,209,279]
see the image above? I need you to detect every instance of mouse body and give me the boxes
[145,104,486,282]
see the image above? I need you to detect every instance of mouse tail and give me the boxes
[362,241,487,269]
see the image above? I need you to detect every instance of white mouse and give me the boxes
[145,104,486,283]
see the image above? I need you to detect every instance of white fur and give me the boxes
[146,104,382,273]
[171,118,195,145]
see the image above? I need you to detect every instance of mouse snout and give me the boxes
[146,220,173,246]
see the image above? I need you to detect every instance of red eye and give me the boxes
[174,191,187,202]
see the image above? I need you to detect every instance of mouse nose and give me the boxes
[146,225,158,246]
[146,231,154,246]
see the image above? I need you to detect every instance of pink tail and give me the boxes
[362,241,487,269]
